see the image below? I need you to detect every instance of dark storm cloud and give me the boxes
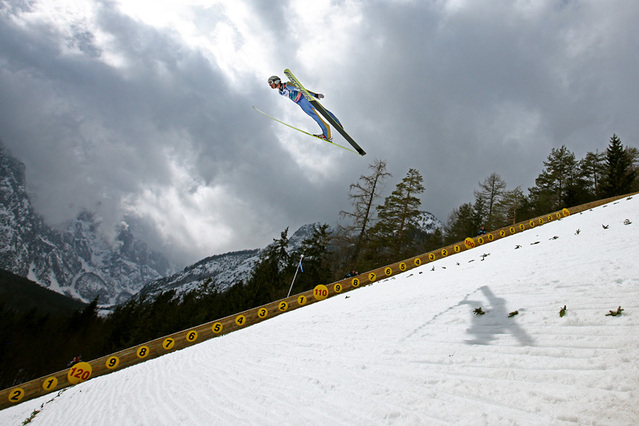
[1,7,210,202]
[0,0,355,264]
[1,0,638,265]
[326,1,639,218]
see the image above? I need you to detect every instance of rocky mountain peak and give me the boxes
[0,140,173,305]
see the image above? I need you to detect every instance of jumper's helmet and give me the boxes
[267,75,281,85]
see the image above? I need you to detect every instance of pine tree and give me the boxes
[580,150,606,199]
[444,202,477,243]
[338,159,391,262]
[247,228,290,305]
[601,134,636,197]
[288,224,332,293]
[369,168,425,260]
[496,186,526,225]
[474,173,507,229]
[529,145,580,212]
[628,147,639,192]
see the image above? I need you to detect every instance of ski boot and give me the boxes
[314,134,332,142]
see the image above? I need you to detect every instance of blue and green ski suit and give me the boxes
[278,82,341,139]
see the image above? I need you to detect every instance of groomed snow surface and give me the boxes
[2,196,638,425]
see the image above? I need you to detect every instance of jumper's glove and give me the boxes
[315,93,324,99]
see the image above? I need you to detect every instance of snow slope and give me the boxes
[1,196,638,425]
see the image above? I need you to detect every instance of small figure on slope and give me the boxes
[345,269,359,278]
[268,75,341,141]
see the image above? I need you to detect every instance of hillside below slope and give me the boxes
[1,196,637,425]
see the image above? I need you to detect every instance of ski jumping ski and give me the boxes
[252,105,360,155]
[283,69,366,156]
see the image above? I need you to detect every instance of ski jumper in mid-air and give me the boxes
[268,75,342,141]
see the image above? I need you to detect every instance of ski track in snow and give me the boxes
[1,197,638,425]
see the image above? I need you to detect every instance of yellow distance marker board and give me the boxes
[7,388,25,404]
[106,356,120,369]
[43,377,58,392]
[67,362,92,385]
[313,284,329,300]
[464,237,475,249]
[163,338,175,351]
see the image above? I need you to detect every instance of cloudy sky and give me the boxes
[1,0,638,266]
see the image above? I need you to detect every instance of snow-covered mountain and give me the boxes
[2,142,444,305]
[137,223,323,299]
[137,248,261,298]
[137,218,443,300]
[0,142,173,305]
[416,210,443,232]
